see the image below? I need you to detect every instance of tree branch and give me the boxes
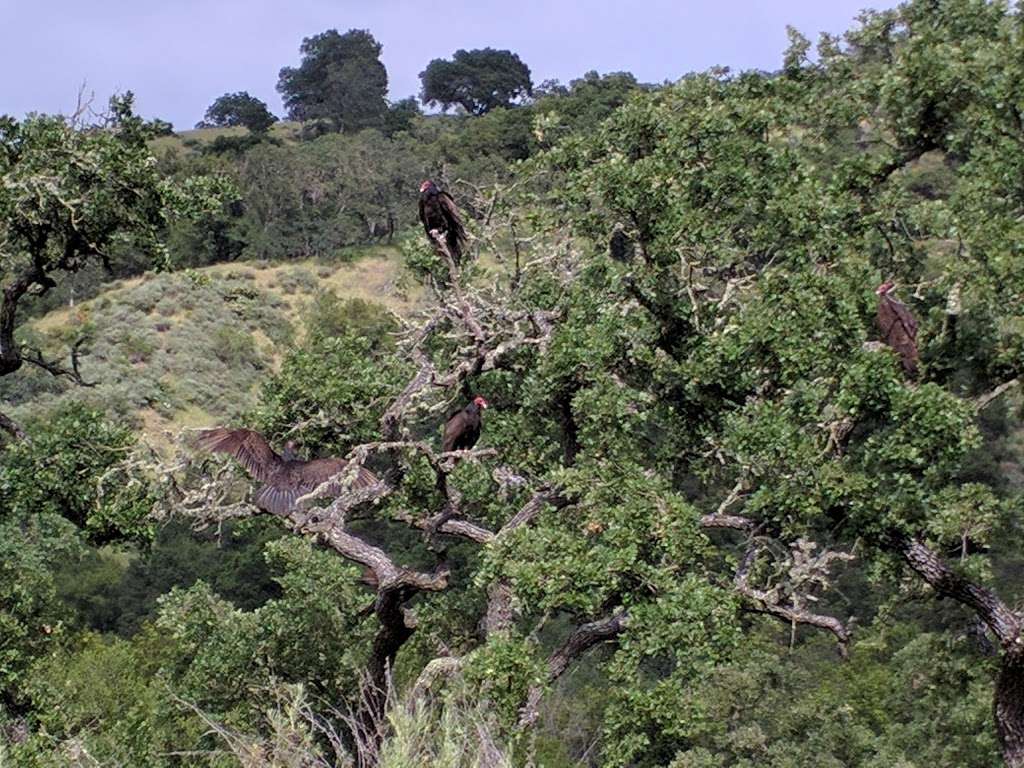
[974,378,1020,413]
[518,610,629,728]
[700,513,756,531]
[896,534,1022,652]
[21,337,96,387]
[0,409,28,443]
[734,545,851,657]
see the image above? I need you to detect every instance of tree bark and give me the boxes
[1,253,60,376]
[359,585,416,746]
[0,410,27,443]
[518,611,629,728]
[1,275,32,375]
[998,654,1024,768]
[895,535,1024,767]
[897,535,1021,648]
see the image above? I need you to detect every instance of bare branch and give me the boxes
[700,513,756,531]
[519,611,629,728]
[975,378,1020,413]
[734,543,852,656]
[430,229,486,343]
[896,534,1022,652]
[498,484,569,535]
[21,337,96,387]
[0,410,28,443]
[407,656,463,715]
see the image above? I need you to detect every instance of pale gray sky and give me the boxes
[2,1,897,128]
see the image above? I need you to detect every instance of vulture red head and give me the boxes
[876,280,895,296]
[473,395,489,409]
[420,180,435,193]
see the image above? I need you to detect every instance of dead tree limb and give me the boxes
[21,337,96,387]
[0,410,28,443]
[733,545,852,657]
[975,378,1020,413]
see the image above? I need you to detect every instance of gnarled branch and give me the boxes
[896,534,1022,651]
[21,337,96,387]
[519,610,629,728]
[734,543,852,657]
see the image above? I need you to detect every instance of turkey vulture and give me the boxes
[196,427,378,515]
[419,180,467,263]
[876,281,919,377]
[609,222,634,262]
[442,396,489,453]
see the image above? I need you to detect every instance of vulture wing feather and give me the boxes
[439,191,468,254]
[294,458,379,494]
[255,461,377,516]
[196,427,281,482]
[255,484,296,517]
[418,197,431,235]
[441,412,466,453]
[877,295,920,376]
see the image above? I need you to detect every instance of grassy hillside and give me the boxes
[148,120,303,156]
[0,246,421,447]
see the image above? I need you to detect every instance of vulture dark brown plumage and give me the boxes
[442,396,489,453]
[418,179,467,263]
[876,281,919,378]
[609,222,634,262]
[196,427,378,516]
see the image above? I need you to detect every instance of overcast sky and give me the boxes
[2,1,898,128]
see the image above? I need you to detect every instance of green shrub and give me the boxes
[0,403,154,541]
[304,292,397,349]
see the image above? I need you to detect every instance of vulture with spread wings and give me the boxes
[876,281,919,378]
[419,180,467,263]
[197,427,379,515]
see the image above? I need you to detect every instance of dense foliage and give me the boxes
[198,91,277,133]
[420,48,534,115]
[277,28,390,134]
[3,2,1024,767]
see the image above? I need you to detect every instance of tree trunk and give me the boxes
[0,282,26,376]
[2,260,54,376]
[356,586,416,762]
[895,534,1024,768]
[998,653,1024,768]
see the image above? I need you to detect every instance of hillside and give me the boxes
[0,246,421,447]
[148,121,304,157]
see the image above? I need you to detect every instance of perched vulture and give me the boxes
[418,180,467,263]
[442,396,489,453]
[196,427,378,515]
[609,222,634,262]
[876,281,919,377]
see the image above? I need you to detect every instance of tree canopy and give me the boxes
[420,47,533,115]
[198,91,277,133]
[277,28,389,133]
